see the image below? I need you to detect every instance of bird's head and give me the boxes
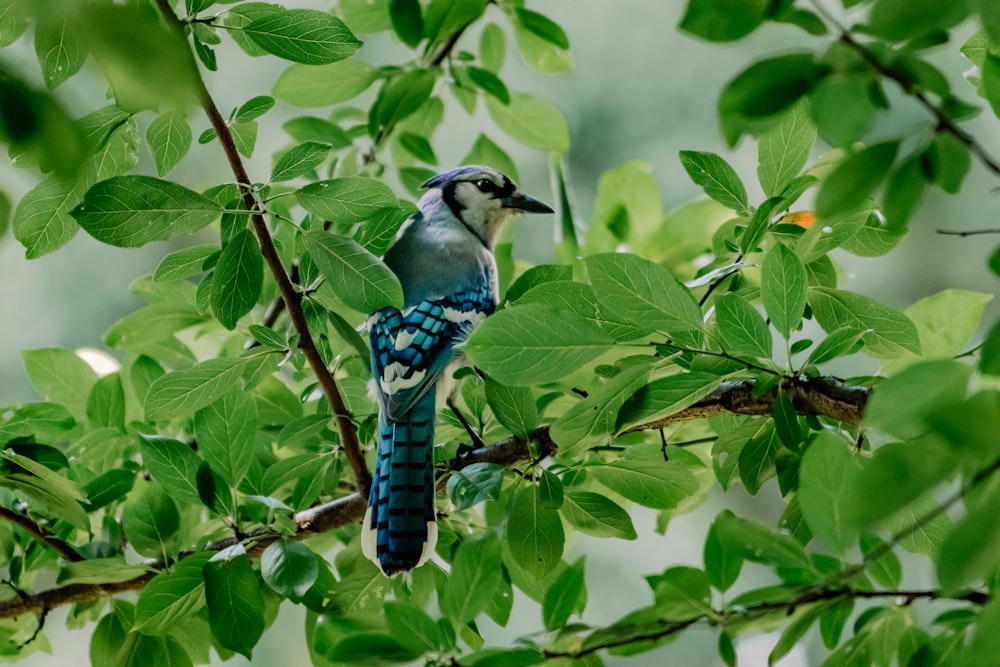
[419,166,554,249]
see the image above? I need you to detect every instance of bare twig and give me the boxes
[155,0,371,493]
[0,507,83,563]
[937,228,1000,237]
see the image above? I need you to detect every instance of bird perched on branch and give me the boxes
[362,166,554,576]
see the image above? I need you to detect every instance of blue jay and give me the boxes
[361,166,553,576]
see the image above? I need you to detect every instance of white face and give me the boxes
[449,170,517,246]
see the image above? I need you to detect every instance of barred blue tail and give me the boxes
[362,390,438,575]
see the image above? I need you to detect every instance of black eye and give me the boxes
[475,179,494,194]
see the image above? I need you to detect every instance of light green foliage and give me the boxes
[2,2,1000,666]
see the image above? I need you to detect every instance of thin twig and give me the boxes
[544,586,989,659]
[155,0,371,493]
[0,507,83,563]
[937,228,1000,237]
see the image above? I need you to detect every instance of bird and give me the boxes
[361,165,554,576]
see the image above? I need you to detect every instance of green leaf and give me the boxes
[737,422,779,495]
[103,305,203,351]
[904,289,993,359]
[446,462,504,511]
[86,372,125,430]
[867,0,970,42]
[882,154,926,229]
[302,230,403,312]
[462,304,615,386]
[388,0,423,47]
[512,21,572,74]
[590,456,700,510]
[704,516,742,592]
[550,362,652,456]
[503,485,564,580]
[937,475,1000,593]
[486,92,570,153]
[230,120,257,158]
[296,177,398,223]
[761,243,807,338]
[714,293,772,359]
[194,389,258,488]
[465,66,510,105]
[134,552,213,636]
[714,512,813,572]
[442,534,503,623]
[615,372,724,432]
[461,134,519,184]
[984,53,1000,119]
[423,0,487,45]
[204,548,265,659]
[22,347,98,420]
[273,58,377,107]
[815,142,899,219]
[122,481,180,559]
[478,22,506,72]
[679,150,750,215]
[543,558,585,631]
[865,360,971,440]
[0,0,29,47]
[679,0,769,41]
[242,8,362,65]
[376,69,436,129]
[809,287,921,358]
[0,449,89,530]
[561,490,637,540]
[233,95,274,123]
[719,53,828,145]
[809,75,876,148]
[484,377,537,439]
[271,142,331,182]
[805,327,865,367]
[652,566,712,621]
[397,131,437,164]
[153,245,218,283]
[139,436,203,506]
[146,109,192,177]
[586,253,704,337]
[925,131,971,193]
[844,439,953,528]
[758,102,816,197]
[210,230,262,330]
[72,176,223,248]
[514,8,569,49]
[798,433,861,552]
[384,602,442,654]
[34,15,86,89]
[13,113,139,258]
[144,354,276,421]
[58,556,145,584]
[261,540,319,598]
[587,159,663,246]
[0,402,75,444]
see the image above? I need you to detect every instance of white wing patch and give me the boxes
[394,329,417,350]
[442,307,487,325]
[379,362,427,395]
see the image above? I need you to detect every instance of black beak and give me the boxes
[501,191,554,214]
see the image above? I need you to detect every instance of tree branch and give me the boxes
[154,0,371,494]
[624,376,869,433]
[0,507,83,563]
[0,430,546,620]
[544,586,989,659]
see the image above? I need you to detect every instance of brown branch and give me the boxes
[937,228,1000,237]
[544,586,989,659]
[0,432,543,620]
[830,24,1000,179]
[624,376,870,433]
[0,507,83,563]
[154,0,370,494]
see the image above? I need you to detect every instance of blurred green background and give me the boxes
[2,1,998,665]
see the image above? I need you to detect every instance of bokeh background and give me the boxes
[2,1,998,665]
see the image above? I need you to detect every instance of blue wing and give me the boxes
[369,283,495,421]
